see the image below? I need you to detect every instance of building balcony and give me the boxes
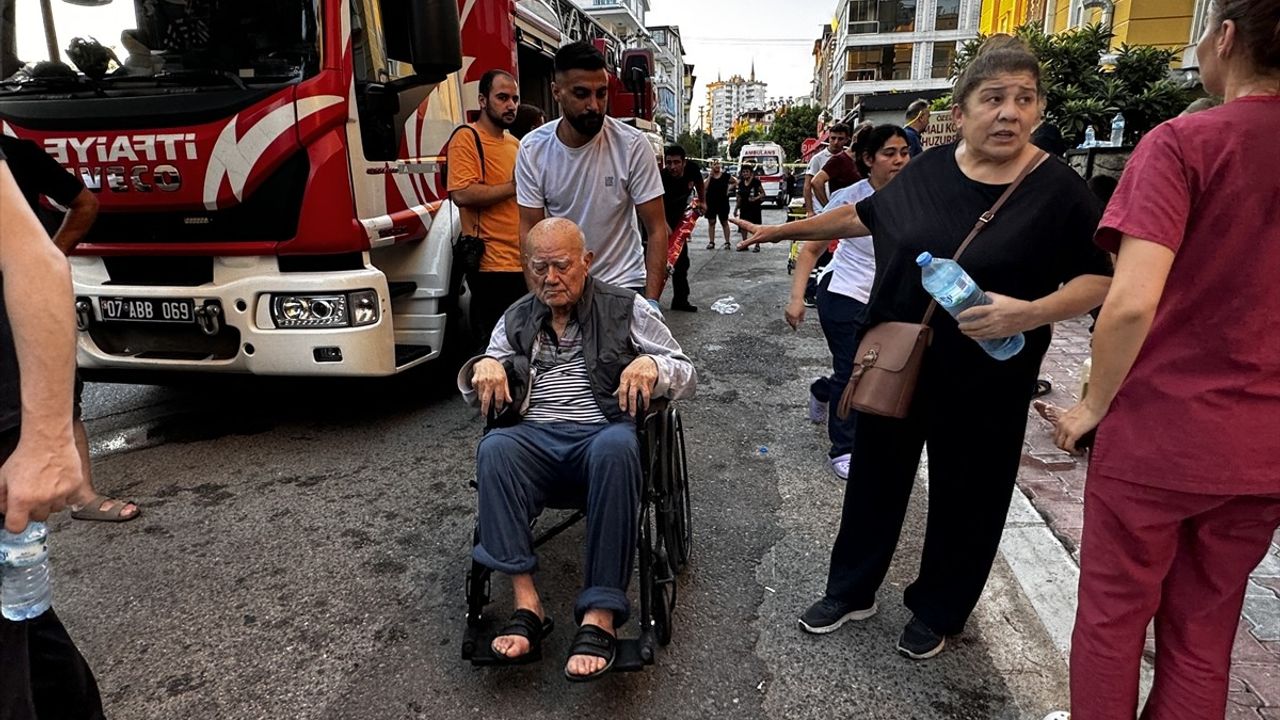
[579,1,645,36]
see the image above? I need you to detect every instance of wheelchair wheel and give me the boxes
[640,502,680,648]
[661,408,692,573]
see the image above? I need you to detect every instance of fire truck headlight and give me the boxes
[349,290,380,327]
[271,294,349,328]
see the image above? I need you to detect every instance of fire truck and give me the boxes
[0,0,651,379]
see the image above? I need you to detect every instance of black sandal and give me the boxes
[490,609,553,665]
[1033,379,1053,398]
[563,623,616,682]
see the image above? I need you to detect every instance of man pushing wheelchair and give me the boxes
[458,217,696,681]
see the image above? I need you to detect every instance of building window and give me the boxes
[935,0,960,31]
[845,0,916,34]
[652,29,667,46]
[845,44,913,82]
[931,42,956,78]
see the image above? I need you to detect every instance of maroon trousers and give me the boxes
[1070,472,1280,720]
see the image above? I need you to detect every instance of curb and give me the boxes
[999,484,1156,697]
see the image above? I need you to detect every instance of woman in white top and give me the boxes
[787,125,911,480]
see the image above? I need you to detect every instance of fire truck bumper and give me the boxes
[70,256,445,377]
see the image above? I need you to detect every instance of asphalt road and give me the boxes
[61,207,1069,719]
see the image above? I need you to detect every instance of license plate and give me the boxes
[99,297,196,324]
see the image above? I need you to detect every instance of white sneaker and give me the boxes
[1043,713,1070,720]
[807,388,827,424]
[828,454,850,480]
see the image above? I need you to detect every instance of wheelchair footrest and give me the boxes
[461,625,655,671]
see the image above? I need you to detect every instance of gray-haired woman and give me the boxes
[734,36,1113,659]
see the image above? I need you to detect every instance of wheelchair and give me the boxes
[461,399,692,670]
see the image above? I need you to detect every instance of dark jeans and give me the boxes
[468,271,529,348]
[814,274,868,458]
[671,242,691,306]
[824,345,1036,635]
[473,421,640,625]
[0,429,104,720]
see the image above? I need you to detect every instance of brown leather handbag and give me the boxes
[837,151,1048,420]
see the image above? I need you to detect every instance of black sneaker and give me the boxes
[671,302,698,313]
[896,616,946,660]
[797,596,877,634]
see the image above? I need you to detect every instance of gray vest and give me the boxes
[500,278,639,424]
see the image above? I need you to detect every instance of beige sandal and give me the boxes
[71,494,141,523]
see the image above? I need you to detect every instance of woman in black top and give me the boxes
[704,159,736,249]
[734,165,765,253]
[734,37,1113,659]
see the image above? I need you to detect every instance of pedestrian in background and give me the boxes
[660,145,705,312]
[0,135,138,523]
[903,99,930,157]
[510,104,545,140]
[0,144,104,720]
[785,125,911,482]
[447,69,525,345]
[734,165,764,253]
[1053,1,1280,717]
[704,159,736,250]
[734,36,1112,660]
[803,123,851,217]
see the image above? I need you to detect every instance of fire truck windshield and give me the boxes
[2,0,319,91]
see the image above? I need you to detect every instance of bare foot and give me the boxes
[566,608,615,678]
[491,604,545,659]
[1033,400,1062,425]
[71,493,140,521]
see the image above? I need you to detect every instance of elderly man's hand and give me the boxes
[471,358,511,418]
[616,356,659,416]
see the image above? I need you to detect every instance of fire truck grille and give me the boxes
[85,152,310,245]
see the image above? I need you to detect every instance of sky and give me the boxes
[645,0,838,128]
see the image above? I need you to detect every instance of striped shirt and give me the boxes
[523,322,607,424]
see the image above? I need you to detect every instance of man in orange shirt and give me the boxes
[447,69,525,342]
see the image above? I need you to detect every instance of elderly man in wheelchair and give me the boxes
[458,217,696,681]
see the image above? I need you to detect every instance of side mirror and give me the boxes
[380,0,461,83]
[621,49,651,93]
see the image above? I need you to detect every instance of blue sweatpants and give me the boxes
[474,421,640,625]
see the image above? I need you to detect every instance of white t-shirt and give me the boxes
[805,148,832,213]
[516,116,665,289]
[818,179,876,303]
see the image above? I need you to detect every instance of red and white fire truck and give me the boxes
[0,0,650,379]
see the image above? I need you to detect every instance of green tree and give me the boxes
[766,105,822,161]
[729,128,766,159]
[676,129,719,160]
[948,23,1190,146]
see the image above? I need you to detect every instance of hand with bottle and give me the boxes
[956,293,1039,340]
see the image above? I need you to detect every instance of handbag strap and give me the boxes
[921,150,1049,325]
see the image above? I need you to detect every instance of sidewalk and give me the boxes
[1023,316,1280,717]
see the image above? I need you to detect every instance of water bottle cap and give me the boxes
[916,252,934,267]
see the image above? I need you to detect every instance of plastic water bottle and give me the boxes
[1110,112,1125,147]
[1,522,52,621]
[917,252,1024,361]
[1082,125,1096,148]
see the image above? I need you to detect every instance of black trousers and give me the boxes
[0,430,104,720]
[468,271,528,348]
[672,242,691,306]
[824,339,1038,635]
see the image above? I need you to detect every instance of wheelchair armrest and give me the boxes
[642,397,671,425]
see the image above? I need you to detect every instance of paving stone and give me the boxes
[1230,689,1264,708]
[1244,594,1280,642]
[1228,703,1263,720]
[1254,547,1280,579]
[1234,665,1280,706]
